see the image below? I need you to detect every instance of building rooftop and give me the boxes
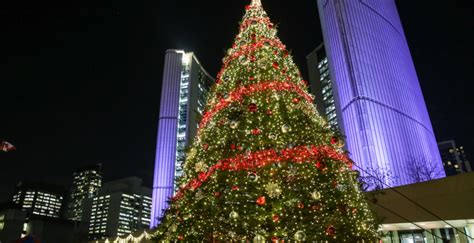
[14,181,67,195]
[371,172,474,228]
[74,163,102,173]
[99,177,151,196]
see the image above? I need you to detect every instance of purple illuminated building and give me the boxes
[317,0,445,187]
[151,50,214,228]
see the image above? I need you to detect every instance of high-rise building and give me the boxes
[317,0,445,187]
[151,50,214,227]
[0,202,79,243]
[82,177,152,241]
[438,140,472,176]
[11,181,65,218]
[307,43,339,130]
[66,163,102,221]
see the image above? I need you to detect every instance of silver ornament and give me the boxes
[294,231,306,241]
[337,184,346,191]
[248,173,258,182]
[230,120,239,129]
[281,124,290,133]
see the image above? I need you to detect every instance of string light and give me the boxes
[98,230,153,243]
[152,1,378,241]
[198,81,313,134]
[173,144,352,201]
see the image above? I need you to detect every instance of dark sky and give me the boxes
[1,0,473,201]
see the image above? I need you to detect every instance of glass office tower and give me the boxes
[83,177,151,240]
[12,181,65,218]
[307,43,339,130]
[151,50,214,227]
[438,140,472,176]
[66,164,102,221]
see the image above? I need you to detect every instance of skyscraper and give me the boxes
[12,181,65,218]
[438,140,472,176]
[151,50,214,227]
[83,177,152,240]
[307,43,339,130]
[317,0,445,187]
[66,164,102,221]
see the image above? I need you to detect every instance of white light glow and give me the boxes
[182,54,192,65]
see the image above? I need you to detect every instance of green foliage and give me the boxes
[153,2,378,242]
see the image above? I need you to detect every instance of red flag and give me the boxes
[1,140,16,152]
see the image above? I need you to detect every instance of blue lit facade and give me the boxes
[151,50,214,228]
[317,0,445,187]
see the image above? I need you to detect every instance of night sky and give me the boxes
[1,0,473,201]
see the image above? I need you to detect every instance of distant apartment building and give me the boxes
[307,43,339,130]
[12,181,65,219]
[66,163,102,221]
[438,140,472,176]
[83,177,152,241]
[151,50,214,227]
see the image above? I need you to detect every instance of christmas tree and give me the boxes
[153,0,378,241]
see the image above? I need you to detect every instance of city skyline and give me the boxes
[1,0,473,200]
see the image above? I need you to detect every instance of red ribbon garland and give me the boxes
[198,81,313,135]
[239,17,272,32]
[172,145,352,201]
[216,38,287,84]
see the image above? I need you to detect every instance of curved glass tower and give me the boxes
[151,50,214,227]
[317,0,445,187]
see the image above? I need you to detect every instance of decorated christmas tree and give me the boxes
[153,0,378,241]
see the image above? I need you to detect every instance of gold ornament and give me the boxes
[294,231,306,241]
[268,133,276,140]
[265,182,282,198]
[229,211,239,220]
[272,93,280,101]
[253,234,265,242]
[195,162,208,172]
[187,148,197,161]
[195,190,204,200]
[286,104,294,112]
[311,191,321,200]
[281,124,290,133]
